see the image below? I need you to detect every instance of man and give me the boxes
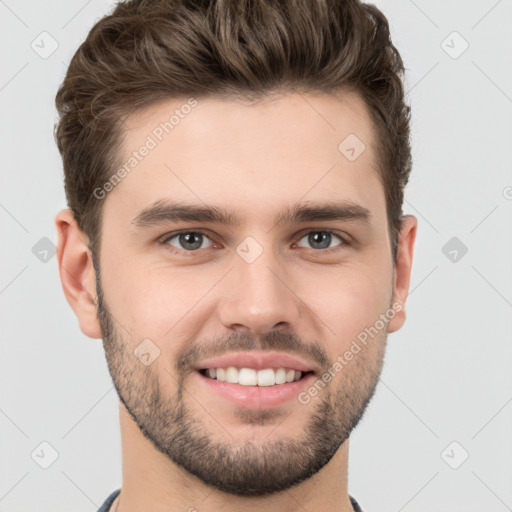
[54,0,417,510]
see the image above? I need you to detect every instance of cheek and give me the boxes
[100,256,218,340]
[303,262,392,345]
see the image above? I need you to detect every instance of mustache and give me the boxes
[175,330,329,375]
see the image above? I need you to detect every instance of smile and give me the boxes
[198,367,313,387]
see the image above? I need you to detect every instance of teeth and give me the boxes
[238,368,257,385]
[257,368,275,387]
[225,366,238,383]
[204,367,306,386]
[275,368,286,385]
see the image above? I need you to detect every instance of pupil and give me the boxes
[181,233,202,250]
[310,232,330,249]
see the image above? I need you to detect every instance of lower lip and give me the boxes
[194,371,316,409]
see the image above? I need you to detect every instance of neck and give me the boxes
[115,402,355,512]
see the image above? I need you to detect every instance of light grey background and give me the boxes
[1,1,511,511]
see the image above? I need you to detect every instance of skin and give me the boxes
[56,90,417,512]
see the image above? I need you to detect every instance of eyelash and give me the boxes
[158,229,350,255]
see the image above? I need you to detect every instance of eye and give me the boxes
[162,231,214,252]
[295,231,347,251]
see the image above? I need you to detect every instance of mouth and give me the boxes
[197,367,315,387]
[192,352,318,409]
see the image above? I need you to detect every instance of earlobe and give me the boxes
[55,209,102,339]
[387,215,418,334]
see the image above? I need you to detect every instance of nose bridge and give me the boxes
[218,239,300,334]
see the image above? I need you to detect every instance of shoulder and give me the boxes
[97,489,121,512]
[349,495,365,512]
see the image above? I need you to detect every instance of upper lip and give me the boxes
[194,351,317,373]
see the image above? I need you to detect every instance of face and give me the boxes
[89,91,408,496]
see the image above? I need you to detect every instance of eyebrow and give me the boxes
[130,199,372,228]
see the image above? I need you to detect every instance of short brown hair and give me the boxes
[54,0,411,261]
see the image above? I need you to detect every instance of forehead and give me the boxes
[104,90,385,227]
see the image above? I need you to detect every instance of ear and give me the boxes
[55,209,102,339]
[387,215,418,333]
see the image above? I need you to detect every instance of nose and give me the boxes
[217,249,302,336]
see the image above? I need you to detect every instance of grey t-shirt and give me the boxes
[97,489,364,511]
